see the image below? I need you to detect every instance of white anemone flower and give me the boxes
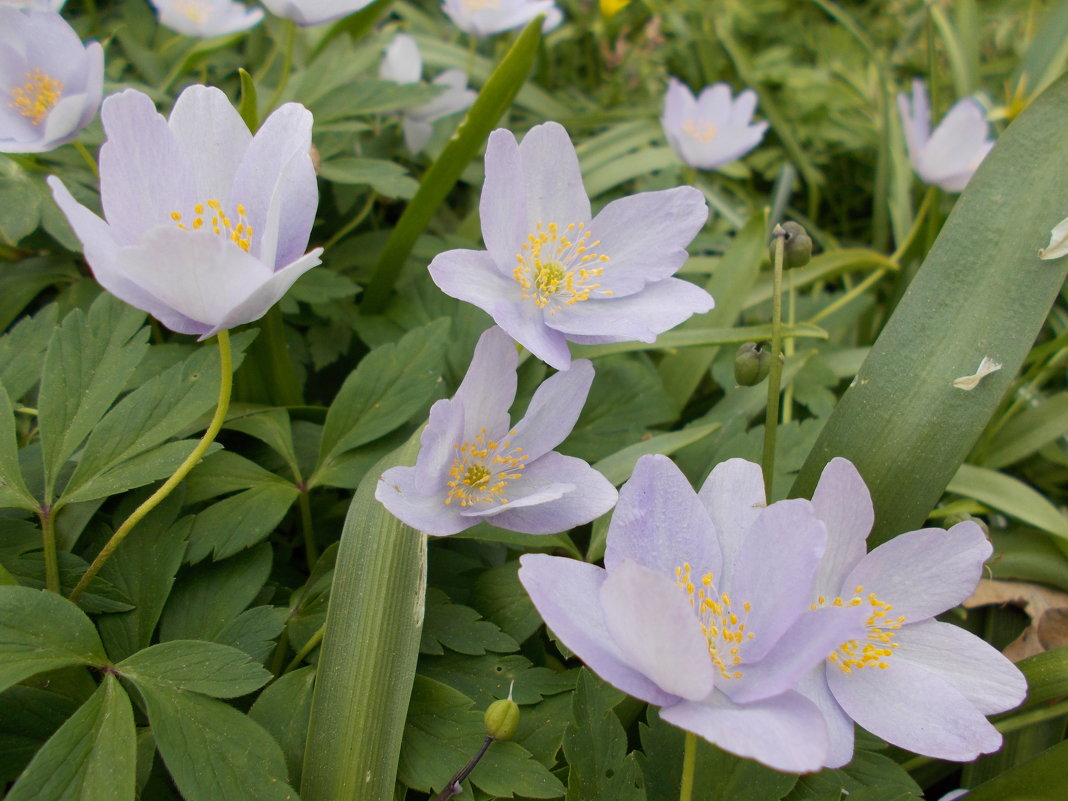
[660,78,768,171]
[259,0,373,26]
[150,0,263,37]
[442,0,562,37]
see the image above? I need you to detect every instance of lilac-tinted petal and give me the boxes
[465,452,616,534]
[412,398,464,488]
[380,33,421,84]
[518,553,678,706]
[402,116,434,153]
[600,559,716,701]
[376,463,469,536]
[260,0,372,25]
[662,78,695,132]
[481,128,528,271]
[453,326,517,441]
[842,521,991,621]
[589,187,708,295]
[660,690,830,773]
[518,122,590,229]
[828,651,1004,760]
[727,605,868,704]
[810,457,872,595]
[690,122,767,170]
[729,89,759,126]
[205,247,322,336]
[547,277,713,343]
[895,620,1026,715]
[76,41,104,129]
[797,669,855,769]
[919,98,990,182]
[168,85,252,203]
[429,248,572,370]
[510,359,592,459]
[416,69,475,122]
[697,458,765,578]
[98,89,197,245]
[36,92,89,151]
[729,499,825,663]
[694,83,732,126]
[899,79,931,157]
[604,454,721,582]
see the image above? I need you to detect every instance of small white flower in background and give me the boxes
[150,0,263,37]
[0,7,103,153]
[379,34,476,154]
[1038,215,1068,260]
[0,0,64,9]
[442,0,562,37]
[259,0,372,26]
[898,79,995,193]
[660,78,768,171]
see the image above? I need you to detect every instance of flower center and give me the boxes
[813,586,906,673]
[169,199,253,252]
[513,221,613,312]
[444,428,527,507]
[9,68,63,126]
[676,563,755,680]
[175,0,210,22]
[682,119,718,143]
[461,0,500,10]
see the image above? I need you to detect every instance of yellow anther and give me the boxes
[9,68,63,125]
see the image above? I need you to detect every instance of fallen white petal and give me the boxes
[953,356,1002,390]
[1038,215,1068,260]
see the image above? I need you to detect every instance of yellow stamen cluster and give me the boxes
[175,0,209,22]
[814,585,906,674]
[461,0,500,10]
[9,68,63,126]
[170,199,253,252]
[681,119,718,143]
[445,428,527,507]
[676,563,755,680]
[513,221,612,312]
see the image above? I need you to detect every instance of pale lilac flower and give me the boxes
[428,122,713,371]
[519,455,867,772]
[798,458,1027,767]
[379,34,475,154]
[150,0,263,37]
[0,0,64,9]
[898,79,994,192]
[661,78,768,171]
[0,7,102,153]
[259,0,372,26]
[48,86,321,338]
[376,327,617,537]
[442,0,562,36]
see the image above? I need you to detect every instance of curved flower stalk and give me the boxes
[380,34,476,154]
[661,78,768,171]
[149,0,264,37]
[428,122,713,371]
[898,79,995,192]
[0,7,102,153]
[376,326,617,537]
[48,85,322,338]
[442,0,562,36]
[798,458,1027,767]
[519,455,868,772]
[259,0,372,26]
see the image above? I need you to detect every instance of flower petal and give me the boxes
[660,690,830,773]
[167,85,252,204]
[918,98,991,186]
[376,463,469,536]
[380,33,421,84]
[204,248,322,336]
[517,121,590,230]
[697,458,765,578]
[842,521,991,621]
[810,457,872,595]
[604,454,721,583]
[510,358,592,459]
[480,128,528,271]
[518,553,678,706]
[600,559,716,702]
[797,669,855,769]
[453,326,517,442]
[661,77,695,134]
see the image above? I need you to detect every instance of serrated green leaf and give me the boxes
[0,303,58,402]
[184,482,300,563]
[216,605,286,664]
[419,651,575,707]
[0,176,40,246]
[136,681,298,801]
[117,640,271,698]
[313,318,449,478]
[0,258,77,333]
[5,674,135,801]
[318,157,418,198]
[309,80,444,122]
[0,586,106,694]
[249,666,316,787]
[786,750,920,800]
[469,560,543,644]
[224,408,301,480]
[420,587,519,656]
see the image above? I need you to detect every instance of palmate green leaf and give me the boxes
[184,481,300,563]
[947,463,1068,543]
[792,72,1068,546]
[312,318,449,483]
[0,258,77,333]
[135,681,298,801]
[0,175,40,246]
[0,686,78,783]
[0,303,58,402]
[224,408,301,479]
[318,157,419,198]
[564,669,646,801]
[469,560,543,645]
[0,585,106,694]
[420,587,519,656]
[117,640,271,699]
[249,666,316,787]
[5,674,135,801]
[37,294,149,503]
[419,652,575,708]
[362,16,545,309]
[786,751,920,800]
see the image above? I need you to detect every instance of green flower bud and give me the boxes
[734,341,771,386]
[484,698,520,741]
[770,221,812,268]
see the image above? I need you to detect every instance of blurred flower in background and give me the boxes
[379,33,476,154]
[259,0,372,26]
[442,0,562,37]
[661,78,768,171]
[150,0,263,37]
[0,7,103,153]
[898,79,995,192]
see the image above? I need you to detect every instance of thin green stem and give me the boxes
[321,191,376,250]
[285,623,325,674]
[782,271,796,424]
[807,268,888,326]
[39,505,59,594]
[69,330,233,603]
[761,233,786,499]
[73,141,98,178]
[266,20,297,113]
[299,489,318,570]
[679,731,697,801]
